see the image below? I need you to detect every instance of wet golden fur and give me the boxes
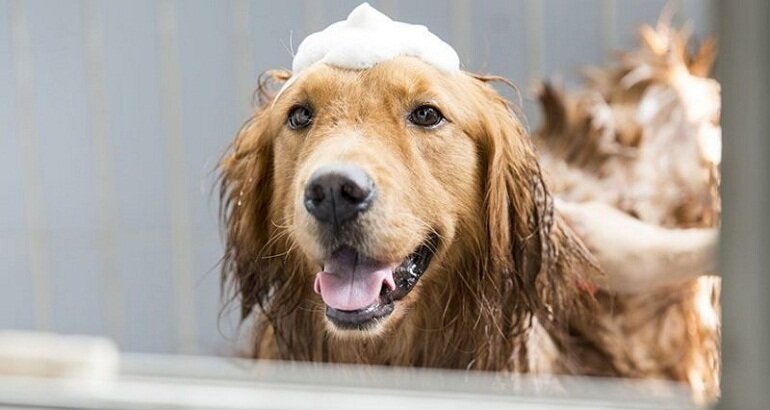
[535,22,721,401]
[220,57,619,374]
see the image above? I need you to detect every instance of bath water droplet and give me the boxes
[237,200,243,206]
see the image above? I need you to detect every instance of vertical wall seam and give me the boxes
[450,0,473,70]
[157,0,198,354]
[525,0,544,83]
[8,0,51,331]
[601,0,616,59]
[231,0,255,118]
[82,0,124,344]
[302,0,325,42]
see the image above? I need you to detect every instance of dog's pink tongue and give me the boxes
[314,248,395,311]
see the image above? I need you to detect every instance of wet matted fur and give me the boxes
[219,57,621,375]
[535,21,721,402]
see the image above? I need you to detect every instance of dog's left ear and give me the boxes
[471,76,600,317]
[219,70,290,320]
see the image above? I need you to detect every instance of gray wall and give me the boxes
[716,0,770,408]
[0,0,714,355]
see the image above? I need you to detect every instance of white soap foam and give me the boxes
[276,3,460,100]
[293,3,459,74]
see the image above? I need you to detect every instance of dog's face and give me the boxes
[273,57,486,334]
[223,56,541,339]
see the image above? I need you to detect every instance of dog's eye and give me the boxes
[287,105,313,130]
[408,105,444,128]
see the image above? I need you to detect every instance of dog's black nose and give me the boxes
[304,165,376,225]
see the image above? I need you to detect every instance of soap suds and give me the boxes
[293,3,459,74]
[277,3,460,99]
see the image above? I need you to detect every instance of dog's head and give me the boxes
[221,57,565,339]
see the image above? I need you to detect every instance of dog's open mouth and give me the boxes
[313,234,439,330]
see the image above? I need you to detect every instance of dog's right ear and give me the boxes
[219,70,288,320]
[470,74,603,324]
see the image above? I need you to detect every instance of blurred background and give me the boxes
[0,0,715,355]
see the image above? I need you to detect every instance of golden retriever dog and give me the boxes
[535,21,721,402]
[219,57,622,375]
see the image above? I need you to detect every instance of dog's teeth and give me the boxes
[382,275,396,292]
[313,273,323,294]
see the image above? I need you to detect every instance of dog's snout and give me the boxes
[304,165,376,225]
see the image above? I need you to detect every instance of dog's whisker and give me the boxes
[282,240,299,264]
[260,248,292,259]
[270,219,292,230]
[260,225,293,253]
